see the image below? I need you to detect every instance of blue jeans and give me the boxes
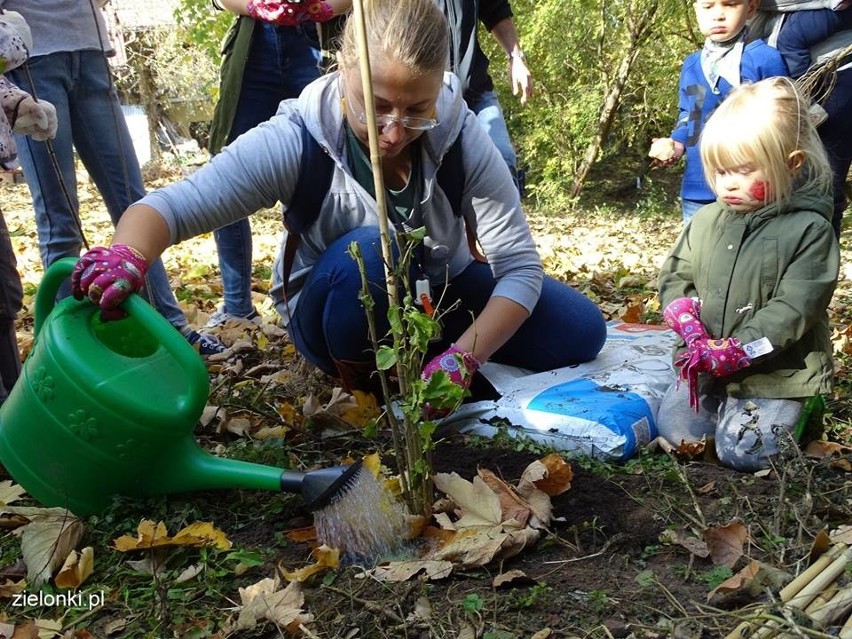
[214,22,321,317]
[681,199,711,224]
[466,89,519,191]
[289,226,607,375]
[9,50,188,329]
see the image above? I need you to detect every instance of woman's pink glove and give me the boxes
[663,297,707,346]
[675,337,752,410]
[422,343,481,390]
[246,0,334,25]
[71,245,148,319]
[421,344,481,419]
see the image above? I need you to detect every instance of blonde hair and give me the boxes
[337,0,449,77]
[699,77,832,210]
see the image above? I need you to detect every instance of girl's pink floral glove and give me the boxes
[663,297,750,410]
[72,245,148,320]
[246,0,334,25]
[674,336,752,410]
[663,297,707,346]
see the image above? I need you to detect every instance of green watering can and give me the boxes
[0,258,360,515]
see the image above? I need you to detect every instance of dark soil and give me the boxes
[259,437,851,639]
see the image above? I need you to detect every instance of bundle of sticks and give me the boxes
[796,43,852,106]
[726,543,852,638]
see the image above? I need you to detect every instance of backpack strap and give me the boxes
[281,127,479,298]
[438,131,486,263]
[281,123,335,300]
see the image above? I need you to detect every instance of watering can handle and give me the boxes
[34,257,210,409]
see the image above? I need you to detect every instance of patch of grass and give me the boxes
[697,565,733,590]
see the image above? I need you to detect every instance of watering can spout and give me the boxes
[143,439,365,513]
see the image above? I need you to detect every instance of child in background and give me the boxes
[649,0,787,222]
[656,77,838,472]
[0,11,57,404]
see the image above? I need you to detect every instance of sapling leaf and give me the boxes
[376,345,397,370]
[418,420,437,445]
[388,306,403,333]
[423,371,466,409]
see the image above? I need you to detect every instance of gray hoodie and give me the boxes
[141,71,543,323]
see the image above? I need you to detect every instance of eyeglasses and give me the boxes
[356,111,439,132]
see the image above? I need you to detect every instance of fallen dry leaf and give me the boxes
[303,387,357,417]
[102,618,127,636]
[407,595,432,622]
[368,559,454,582]
[8,618,62,639]
[113,520,231,551]
[432,473,502,529]
[516,458,565,529]
[223,416,252,437]
[279,545,339,582]
[830,525,852,545]
[707,559,761,601]
[493,569,534,588]
[703,521,748,568]
[54,547,94,590]
[175,563,204,583]
[477,468,530,528]
[659,529,710,558]
[0,578,25,598]
[284,526,318,544]
[519,454,573,496]
[235,578,313,632]
[0,481,25,506]
[253,425,289,440]
[804,440,852,470]
[433,526,540,567]
[16,509,84,587]
[340,390,381,428]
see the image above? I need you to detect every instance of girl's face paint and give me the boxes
[748,180,768,202]
[714,164,771,212]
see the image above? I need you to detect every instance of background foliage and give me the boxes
[134,0,704,207]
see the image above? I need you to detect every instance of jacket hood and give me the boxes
[292,70,468,168]
[739,174,833,226]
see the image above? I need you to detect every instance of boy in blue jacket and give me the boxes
[650,0,788,222]
[775,7,852,236]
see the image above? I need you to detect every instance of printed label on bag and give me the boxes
[743,337,773,359]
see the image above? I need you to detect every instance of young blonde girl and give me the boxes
[656,76,839,472]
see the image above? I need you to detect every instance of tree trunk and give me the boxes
[570,0,659,199]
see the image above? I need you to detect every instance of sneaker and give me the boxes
[185,330,228,357]
[203,306,262,329]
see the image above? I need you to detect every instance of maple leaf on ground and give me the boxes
[113,520,232,551]
[234,577,313,632]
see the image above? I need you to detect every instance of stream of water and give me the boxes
[313,469,411,564]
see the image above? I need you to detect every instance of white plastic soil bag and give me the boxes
[443,323,678,461]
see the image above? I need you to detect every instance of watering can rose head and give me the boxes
[71,245,149,320]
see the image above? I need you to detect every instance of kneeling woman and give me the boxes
[72,0,607,398]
